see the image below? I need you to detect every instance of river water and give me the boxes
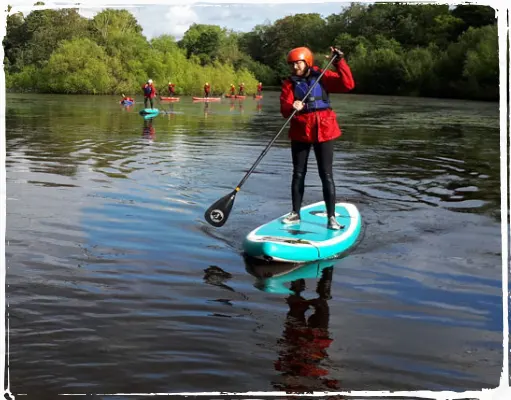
[5,92,503,397]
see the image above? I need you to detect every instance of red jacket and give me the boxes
[280,58,355,143]
[142,83,156,98]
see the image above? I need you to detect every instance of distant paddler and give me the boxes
[120,93,134,104]
[238,82,245,96]
[142,79,157,109]
[204,82,211,98]
[168,82,176,96]
[256,82,263,96]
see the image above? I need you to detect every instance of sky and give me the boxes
[103,3,351,40]
[9,0,353,40]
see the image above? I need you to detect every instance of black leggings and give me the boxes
[144,97,154,108]
[291,139,336,217]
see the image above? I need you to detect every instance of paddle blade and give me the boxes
[204,190,237,227]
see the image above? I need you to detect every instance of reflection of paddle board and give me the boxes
[245,258,337,295]
[243,201,362,263]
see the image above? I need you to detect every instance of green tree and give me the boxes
[237,23,272,64]
[179,24,225,65]
[349,40,407,95]
[41,38,115,94]
[451,5,496,32]
[4,8,90,71]
[403,47,438,96]
[89,8,143,45]
[434,24,498,99]
[4,2,499,100]
[325,2,367,43]
[461,25,499,99]
[3,11,28,72]
[24,8,90,66]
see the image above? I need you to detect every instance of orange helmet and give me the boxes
[287,47,313,67]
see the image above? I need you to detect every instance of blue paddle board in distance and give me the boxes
[242,201,362,263]
[139,108,159,117]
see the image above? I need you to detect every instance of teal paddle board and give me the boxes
[139,108,159,117]
[242,201,362,263]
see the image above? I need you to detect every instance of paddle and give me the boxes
[204,52,340,228]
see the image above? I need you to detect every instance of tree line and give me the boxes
[4,2,498,100]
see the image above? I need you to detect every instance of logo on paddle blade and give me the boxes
[210,209,224,223]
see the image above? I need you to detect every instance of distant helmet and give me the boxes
[148,79,153,84]
[168,82,171,85]
[287,47,313,67]
[205,82,209,85]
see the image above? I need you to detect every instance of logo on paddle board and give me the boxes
[210,209,224,223]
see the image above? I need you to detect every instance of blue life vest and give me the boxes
[290,69,331,112]
[144,85,153,95]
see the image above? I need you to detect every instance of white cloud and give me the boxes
[161,6,200,39]
[13,2,351,41]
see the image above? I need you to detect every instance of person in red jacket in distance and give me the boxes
[279,46,355,230]
[204,82,211,98]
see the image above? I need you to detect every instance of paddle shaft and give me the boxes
[234,53,339,191]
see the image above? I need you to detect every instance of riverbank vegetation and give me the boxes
[4,3,497,100]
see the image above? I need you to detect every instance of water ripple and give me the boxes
[5,92,501,394]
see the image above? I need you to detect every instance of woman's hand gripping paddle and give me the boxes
[204,52,340,228]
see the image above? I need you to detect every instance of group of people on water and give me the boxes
[124,45,354,231]
[122,80,263,104]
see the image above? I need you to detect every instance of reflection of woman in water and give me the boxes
[273,266,340,392]
[142,118,156,141]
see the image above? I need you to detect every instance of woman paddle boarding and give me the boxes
[279,46,355,230]
[142,79,157,109]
